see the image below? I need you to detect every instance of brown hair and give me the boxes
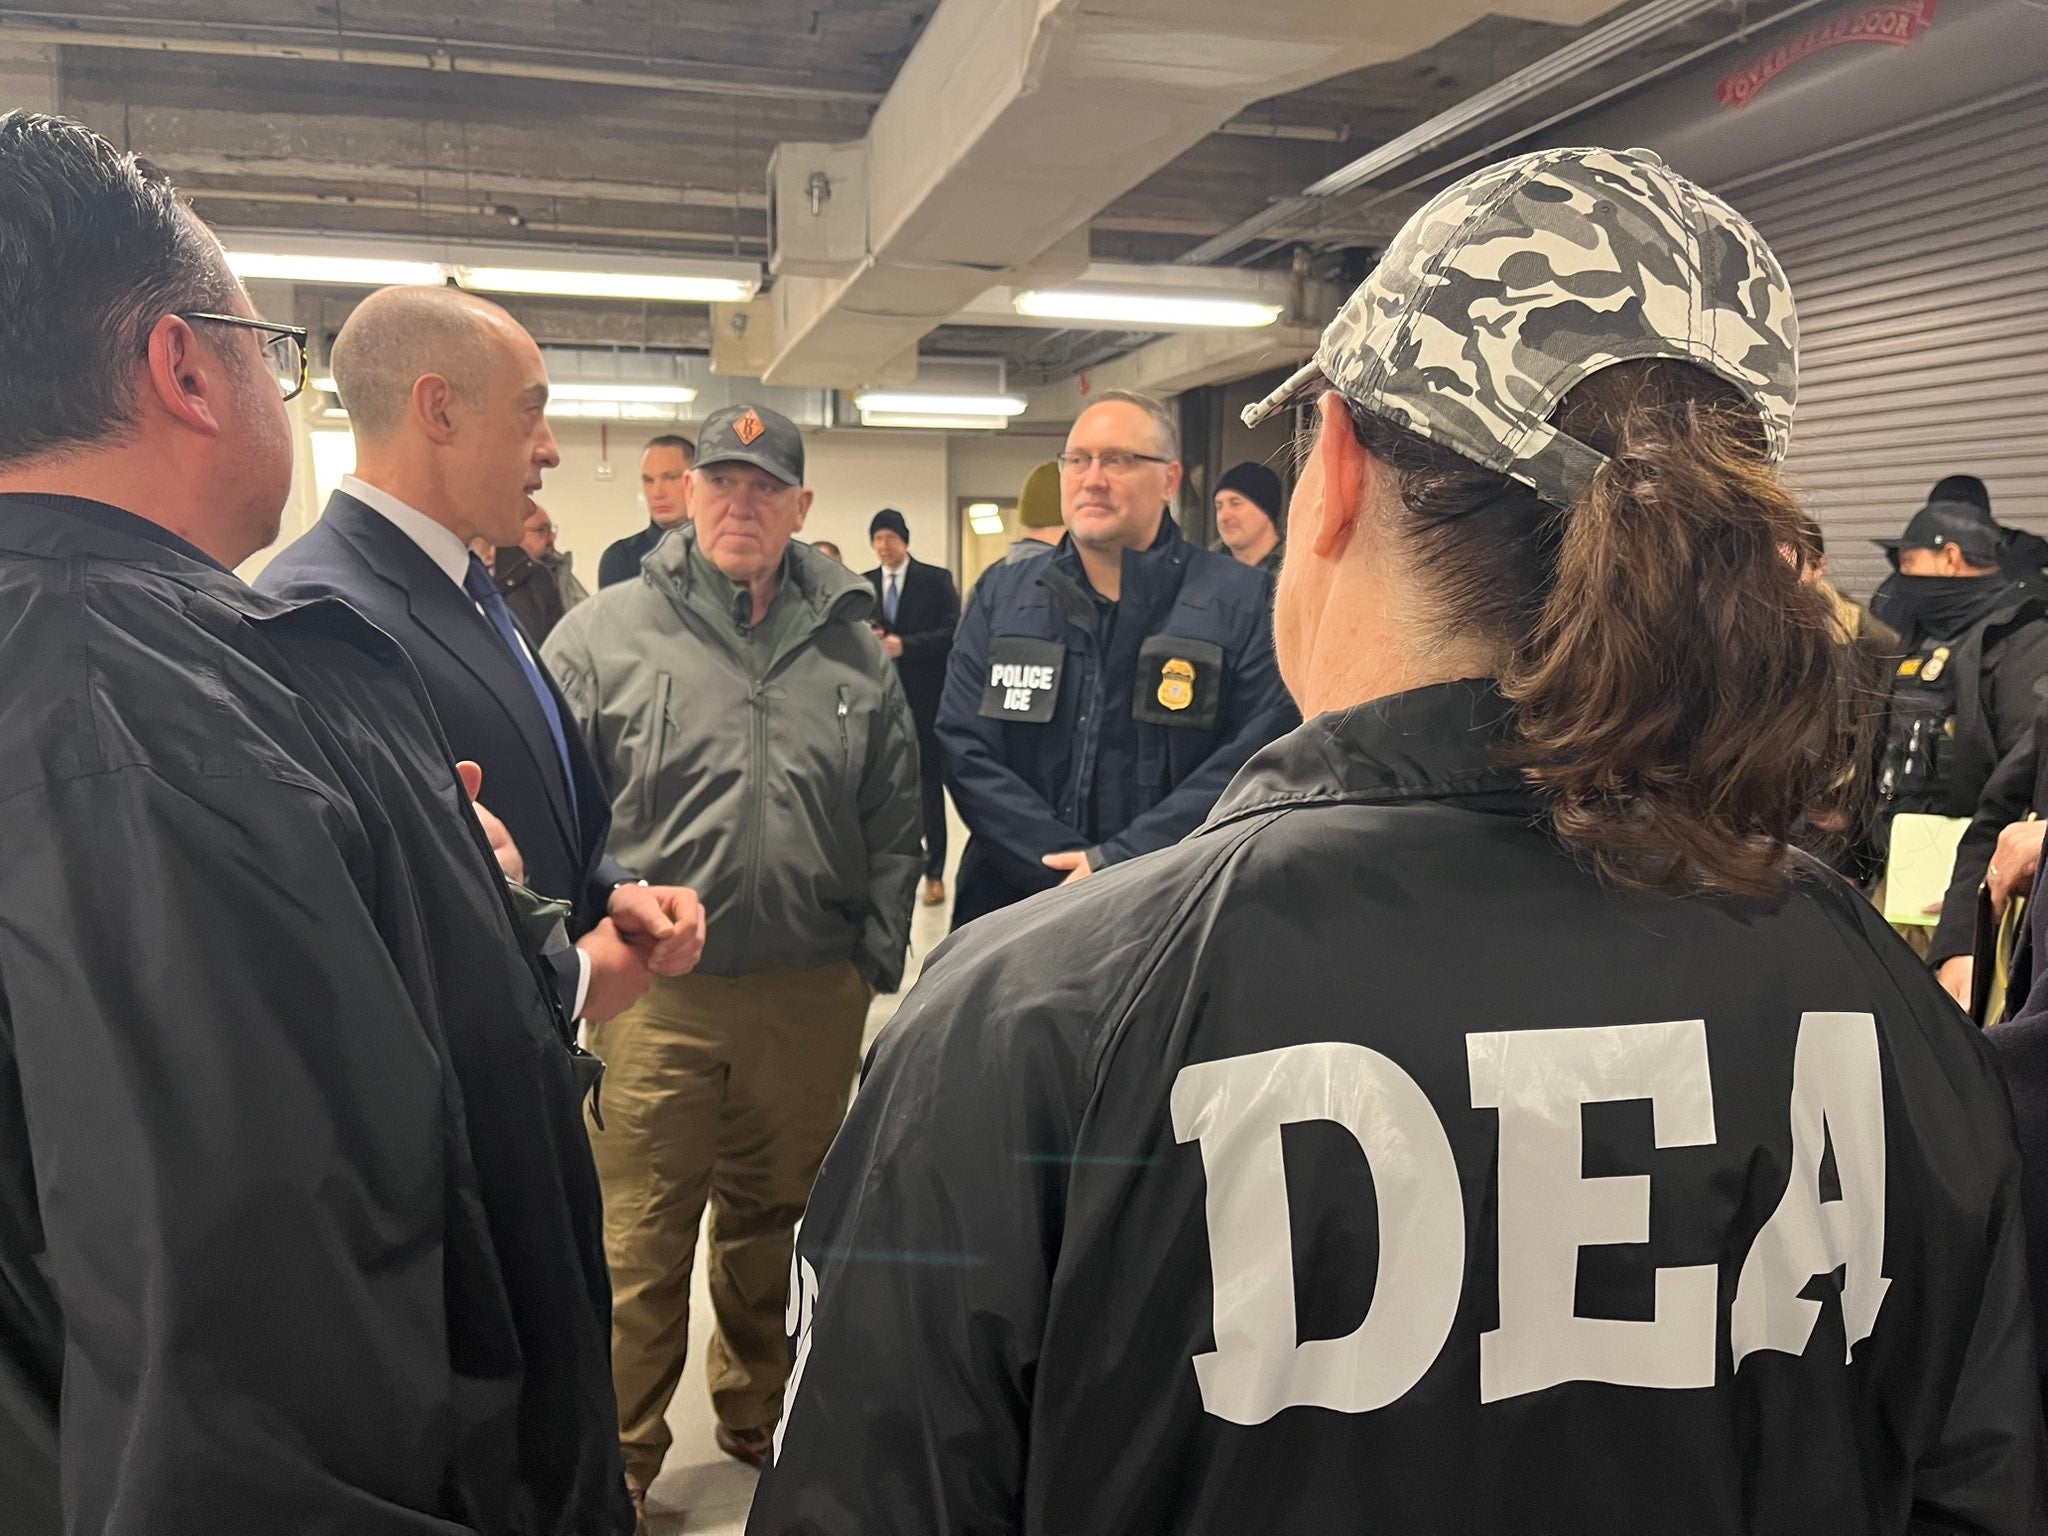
[1319,358,1845,897]
[645,432,697,462]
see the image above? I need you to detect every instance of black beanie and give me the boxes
[869,507,910,543]
[1216,461,1285,533]
[1930,475,1991,512]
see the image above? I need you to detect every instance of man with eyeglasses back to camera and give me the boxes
[0,113,635,1534]
[937,389,1298,928]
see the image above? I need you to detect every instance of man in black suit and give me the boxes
[865,508,961,906]
[259,286,705,1024]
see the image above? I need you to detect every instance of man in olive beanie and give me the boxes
[1213,460,1285,574]
[1006,459,1064,565]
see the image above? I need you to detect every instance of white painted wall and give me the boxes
[948,432,1066,512]
[464,423,962,582]
[243,417,1081,587]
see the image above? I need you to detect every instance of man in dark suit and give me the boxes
[865,508,961,906]
[258,285,705,1025]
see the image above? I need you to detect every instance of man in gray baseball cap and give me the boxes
[751,147,2042,1534]
[542,401,921,1523]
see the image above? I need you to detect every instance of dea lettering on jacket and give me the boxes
[1171,1011,1885,1425]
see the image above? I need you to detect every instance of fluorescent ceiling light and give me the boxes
[967,502,1007,536]
[227,250,446,288]
[316,375,694,410]
[218,230,761,305]
[549,382,698,405]
[852,391,1027,418]
[859,411,1010,431]
[1013,291,1282,329]
[456,265,756,304]
[546,399,683,421]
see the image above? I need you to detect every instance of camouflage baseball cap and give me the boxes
[1242,146,1797,507]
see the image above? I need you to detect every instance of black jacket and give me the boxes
[598,521,671,589]
[1878,583,2048,830]
[0,495,629,1535]
[936,517,1298,925]
[755,679,2045,1535]
[1955,723,2048,1412]
[1932,727,2045,967]
[259,492,634,939]
[863,555,960,724]
[494,543,569,647]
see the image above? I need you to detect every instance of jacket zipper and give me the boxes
[644,673,673,827]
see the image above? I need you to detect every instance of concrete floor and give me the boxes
[638,807,962,1534]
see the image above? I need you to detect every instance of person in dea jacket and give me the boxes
[749,147,2046,1536]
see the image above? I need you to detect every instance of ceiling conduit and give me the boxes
[1175,0,1738,267]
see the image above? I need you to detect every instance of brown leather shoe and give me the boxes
[715,1423,773,1469]
[921,876,947,906]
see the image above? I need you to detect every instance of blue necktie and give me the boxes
[464,555,578,820]
[885,570,900,625]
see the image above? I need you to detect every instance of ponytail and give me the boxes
[1331,358,1845,896]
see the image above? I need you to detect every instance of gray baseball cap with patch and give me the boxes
[696,402,806,486]
[1243,145,1798,508]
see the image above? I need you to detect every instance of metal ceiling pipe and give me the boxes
[0,16,883,105]
[143,153,772,213]
[180,189,768,248]
[1174,0,1733,265]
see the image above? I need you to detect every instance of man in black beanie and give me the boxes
[865,507,962,906]
[1213,460,1285,574]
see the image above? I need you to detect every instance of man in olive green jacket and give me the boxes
[541,403,920,1519]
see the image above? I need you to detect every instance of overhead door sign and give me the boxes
[1717,0,1939,109]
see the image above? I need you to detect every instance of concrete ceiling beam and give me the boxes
[752,0,1618,389]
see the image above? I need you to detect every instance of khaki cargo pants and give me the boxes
[586,959,869,1491]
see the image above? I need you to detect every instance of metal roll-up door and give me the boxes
[1725,84,2048,597]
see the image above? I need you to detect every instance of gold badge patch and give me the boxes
[1897,658,1922,678]
[734,408,766,445]
[1921,645,1950,683]
[1157,657,1195,712]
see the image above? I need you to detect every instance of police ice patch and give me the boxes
[979,635,1064,723]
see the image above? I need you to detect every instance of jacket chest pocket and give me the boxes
[832,684,872,788]
[639,673,674,825]
[1133,635,1224,730]
[763,679,871,817]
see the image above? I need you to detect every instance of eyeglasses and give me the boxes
[1056,449,1172,475]
[179,312,311,401]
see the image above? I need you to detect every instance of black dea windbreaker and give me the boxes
[752,679,2045,1535]
[0,496,630,1536]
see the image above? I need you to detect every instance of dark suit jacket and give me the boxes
[865,556,961,727]
[258,493,634,949]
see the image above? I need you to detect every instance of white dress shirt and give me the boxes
[340,474,593,1020]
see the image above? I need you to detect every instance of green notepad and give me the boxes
[1883,813,1972,927]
